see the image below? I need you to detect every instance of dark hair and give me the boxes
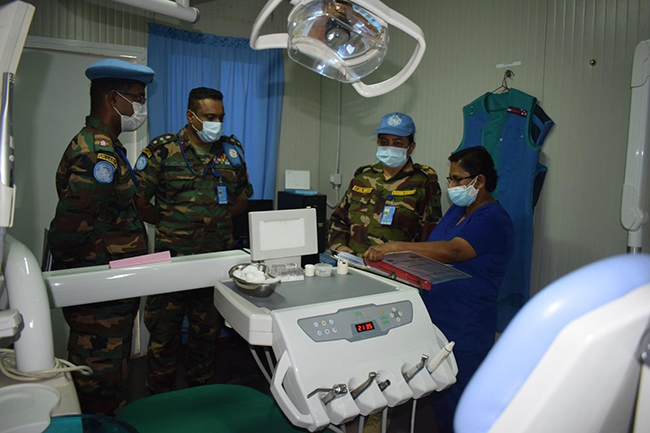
[188,87,223,112]
[448,146,498,192]
[89,78,142,113]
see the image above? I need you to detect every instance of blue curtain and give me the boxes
[147,22,284,200]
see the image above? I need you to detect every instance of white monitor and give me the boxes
[249,208,318,262]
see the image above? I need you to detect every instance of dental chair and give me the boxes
[454,253,650,433]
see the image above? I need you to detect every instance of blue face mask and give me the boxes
[376,146,408,168]
[191,110,223,143]
[447,177,479,207]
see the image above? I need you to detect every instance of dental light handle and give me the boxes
[349,0,426,98]
[250,0,288,50]
[427,342,455,373]
[621,40,650,253]
[271,351,314,429]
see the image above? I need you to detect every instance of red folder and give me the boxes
[366,259,432,290]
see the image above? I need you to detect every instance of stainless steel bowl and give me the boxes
[228,263,280,298]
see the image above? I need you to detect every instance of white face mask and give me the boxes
[447,177,479,207]
[376,146,408,168]
[190,110,223,143]
[114,92,147,132]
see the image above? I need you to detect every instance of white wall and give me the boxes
[3,0,650,297]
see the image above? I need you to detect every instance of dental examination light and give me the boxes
[250,0,426,97]
[621,40,650,253]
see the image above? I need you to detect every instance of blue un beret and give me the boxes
[375,112,416,137]
[85,59,154,85]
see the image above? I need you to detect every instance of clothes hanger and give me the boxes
[490,69,514,94]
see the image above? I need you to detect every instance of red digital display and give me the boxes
[355,321,375,333]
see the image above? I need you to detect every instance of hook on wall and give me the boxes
[502,69,515,89]
[492,69,515,94]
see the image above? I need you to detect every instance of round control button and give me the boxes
[389,313,395,318]
[317,330,322,336]
[328,319,334,325]
[332,327,338,333]
[324,329,330,335]
[396,317,401,323]
[313,322,319,328]
[398,311,403,317]
[391,307,397,312]
[321,320,327,326]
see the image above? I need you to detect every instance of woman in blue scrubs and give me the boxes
[364,146,515,433]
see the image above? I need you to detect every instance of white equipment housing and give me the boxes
[455,254,650,433]
[621,39,650,252]
[215,268,457,432]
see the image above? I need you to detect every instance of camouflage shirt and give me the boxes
[48,117,147,270]
[135,127,253,256]
[328,159,442,256]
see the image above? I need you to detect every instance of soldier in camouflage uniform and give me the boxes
[135,87,253,395]
[329,112,442,256]
[47,59,154,416]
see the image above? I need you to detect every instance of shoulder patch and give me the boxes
[414,163,435,174]
[97,153,117,168]
[135,154,148,171]
[93,161,115,184]
[141,147,152,158]
[414,163,439,182]
[222,134,244,149]
[354,164,373,177]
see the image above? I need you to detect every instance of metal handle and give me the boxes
[308,383,348,406]
[403,354,429,383]
[350,372,377,399]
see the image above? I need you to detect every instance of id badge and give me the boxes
[216,184,228,204]
[380,205,396,225]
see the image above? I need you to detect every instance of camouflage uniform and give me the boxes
[135,127,253,394]
[328,159,442,256]
[48,116,147,416]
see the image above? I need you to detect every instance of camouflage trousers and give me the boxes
[63,297,140,417]
[144,287,223,395]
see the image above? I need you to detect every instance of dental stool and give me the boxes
[454,254,650,433]
[116,384,306,433]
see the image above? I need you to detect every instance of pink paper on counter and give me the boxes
[109,251,172,269]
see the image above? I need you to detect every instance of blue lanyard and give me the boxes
[114,145,138,187]
[179,131,221,180]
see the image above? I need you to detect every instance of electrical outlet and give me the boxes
[330,173,342,187]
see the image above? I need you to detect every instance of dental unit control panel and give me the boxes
[214,267,458,432]
[298,301,413,343]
